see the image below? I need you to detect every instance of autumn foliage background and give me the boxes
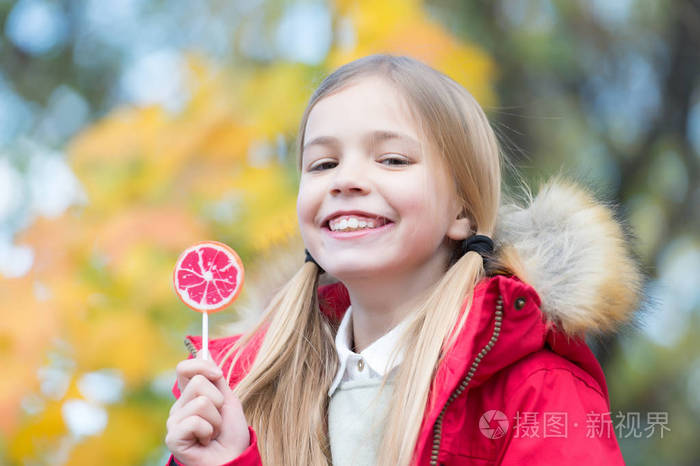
[1,0,699,464]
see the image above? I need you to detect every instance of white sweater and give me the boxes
[328,377,396,466]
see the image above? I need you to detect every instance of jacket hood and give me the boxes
[495,177,644,336]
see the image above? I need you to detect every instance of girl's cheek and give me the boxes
[296,190,319,226]
[386,180,428,212]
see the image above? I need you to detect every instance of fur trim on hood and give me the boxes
[494,177,643,337]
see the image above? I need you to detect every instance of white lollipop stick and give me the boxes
[202,311,209,361]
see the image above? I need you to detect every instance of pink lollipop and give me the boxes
[173,241,245,360]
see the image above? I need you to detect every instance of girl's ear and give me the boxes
[446,207,471,241]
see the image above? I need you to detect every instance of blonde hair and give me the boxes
[221,54,521,466]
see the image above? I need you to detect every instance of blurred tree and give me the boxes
[1,0,497,464]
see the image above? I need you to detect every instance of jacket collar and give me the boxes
[318,274,553,391]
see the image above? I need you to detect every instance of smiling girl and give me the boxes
[165,54,642,466]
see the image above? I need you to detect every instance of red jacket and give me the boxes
[169,275,625,465]
[168,180,640,465]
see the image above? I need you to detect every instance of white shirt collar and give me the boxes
[328,305,411,397]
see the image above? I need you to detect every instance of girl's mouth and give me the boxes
[322,215,395,238]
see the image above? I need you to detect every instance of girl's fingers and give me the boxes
[175,355,223,395]
[172,415,215,447]
[170,352,231,443]
[168,395,223,438]
[172,373,225,412]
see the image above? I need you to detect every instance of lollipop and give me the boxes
[173,241,244,360]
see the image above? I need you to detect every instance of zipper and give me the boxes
[184,337,198,357]
[429,294,504,466]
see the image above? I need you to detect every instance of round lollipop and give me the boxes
[173,241,244,360]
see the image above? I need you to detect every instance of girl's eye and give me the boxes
[379,155,410,166]
[309,160,337,171]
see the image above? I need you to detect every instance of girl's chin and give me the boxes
[326,261,398,279]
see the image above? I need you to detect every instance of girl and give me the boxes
[165,54,642,466]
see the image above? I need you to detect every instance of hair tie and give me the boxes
[461,234,494,266]
[304,249,325,273]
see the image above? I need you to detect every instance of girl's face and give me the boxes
[297,76,470,281]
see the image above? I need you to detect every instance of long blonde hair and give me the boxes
[221,54,519,466]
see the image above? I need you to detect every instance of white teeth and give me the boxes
[328,214,385,232]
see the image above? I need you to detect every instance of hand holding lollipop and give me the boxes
[167,241,251,464]
[172,241,245,360]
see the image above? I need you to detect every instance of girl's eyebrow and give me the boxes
[302,130,421,153]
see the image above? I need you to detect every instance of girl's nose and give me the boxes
[330,158,370,196]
